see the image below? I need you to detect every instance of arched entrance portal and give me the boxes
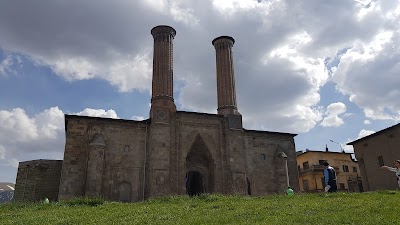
[185,134,214,196]
[117,181,131,202]
[186,171,204,196]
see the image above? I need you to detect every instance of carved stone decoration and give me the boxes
[111,167,140,202]
[233,172,246,194]
[86,133,106,197]
[117,181,132,202]
[154,169,169,195]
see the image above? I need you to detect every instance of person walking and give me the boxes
[381,160,400,188]
[323,161,337,192]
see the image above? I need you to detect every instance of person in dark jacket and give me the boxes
[323,161,337,192]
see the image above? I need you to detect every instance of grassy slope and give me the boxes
[1,191,399,225]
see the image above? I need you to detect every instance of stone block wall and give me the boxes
[14,160,62,202]
[240,130,298,195]
[59,115,148,202]
[58,112,298,202]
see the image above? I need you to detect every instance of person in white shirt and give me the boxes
[381,160,400,188]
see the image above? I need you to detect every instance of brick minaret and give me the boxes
[212,36,241,116]
[150,25,176,122]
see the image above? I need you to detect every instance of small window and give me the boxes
[353,167,357,173]
[261,154,266,160]
[378,156,384,167]
[319,160,325,165]
[298,165,301,172]
[303,161,309,170]
[342,165,349,172]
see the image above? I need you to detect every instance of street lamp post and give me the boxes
[330,140,344,153]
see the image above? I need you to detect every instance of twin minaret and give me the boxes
[150,25,240,122]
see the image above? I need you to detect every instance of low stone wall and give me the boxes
[14,160,62,202]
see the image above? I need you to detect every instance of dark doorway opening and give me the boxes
[247,178,251,195]
[186,171,204,196]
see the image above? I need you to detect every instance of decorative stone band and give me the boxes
[151,25,176,38]
[212,36,235,47]
[151,95,174,102]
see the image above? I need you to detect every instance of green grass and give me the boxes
[1,191,400,224]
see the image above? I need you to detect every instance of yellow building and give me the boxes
[296,148,362,192]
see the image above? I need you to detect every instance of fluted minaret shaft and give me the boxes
[212,36,240,116]
[150,25,176,121]
[151,25,176,102]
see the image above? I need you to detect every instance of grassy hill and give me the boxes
[1,191,399,224]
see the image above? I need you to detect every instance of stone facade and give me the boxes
[348,123,400,191]
[18,25,299,202]
[14,160,62,202]
[59,112,298,201]
[58,25,299,202]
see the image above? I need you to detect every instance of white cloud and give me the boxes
[332,29,400,122]
[321,102,347,127]
[364,120,371,124]
[0,108,39,142]
[0,55,13,75]
[0,145,5,160]
[0,107,120,174]
[51,57,97,80]
[358,129,375,139]
[212,0,259,11]
[108,54,152,93]
[35,107,65,139]
[75,108,119,119]
[131,116,146,121]
[169,3,199,26]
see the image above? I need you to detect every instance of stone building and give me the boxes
[14,160,62,202]
[17,25,299,202]
[348,123,400,191]
[297,148,362,193]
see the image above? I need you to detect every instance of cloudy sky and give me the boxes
[1,0,399,183]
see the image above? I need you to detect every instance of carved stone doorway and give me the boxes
[117,181,131,202]
[185,134,214,196]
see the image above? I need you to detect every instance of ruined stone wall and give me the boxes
[14,160,62,202]
[58,116,90,199]
[59,115,148,202]
[240,131,298,195]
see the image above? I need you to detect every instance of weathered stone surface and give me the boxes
[14,160,62,202]
[17,25,299,202]
[55,111,298,202]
